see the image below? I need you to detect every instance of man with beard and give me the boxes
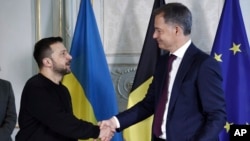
[16,37,114,141]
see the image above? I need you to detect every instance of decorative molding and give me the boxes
[110,64,137,112]
[35,0,41,41]
[59,0,63,37]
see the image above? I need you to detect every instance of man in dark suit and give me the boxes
[100,3,226,141]
[0,78,17,141]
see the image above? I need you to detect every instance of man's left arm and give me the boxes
[196,58,227,140]
[0,81,17,137]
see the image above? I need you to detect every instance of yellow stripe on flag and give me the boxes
[123,77,154,141]
[63,73,97,123]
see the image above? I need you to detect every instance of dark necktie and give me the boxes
[153,54,177,137]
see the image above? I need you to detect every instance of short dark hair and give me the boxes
[33,37,63,68]
[154,2,192,35]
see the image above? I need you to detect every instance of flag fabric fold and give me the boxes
[210,0,250,140]
[62,0,123,140]
[123,0,165,141]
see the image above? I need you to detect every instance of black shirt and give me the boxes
[16,74,99,141]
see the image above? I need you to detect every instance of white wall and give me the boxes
[241,0,250,41]
[0,0,249,140]
[0,0,34,116]
[0,0,34,139]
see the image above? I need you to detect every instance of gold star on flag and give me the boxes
[214,53,223,62]
[224,122,233,133]
[229,43,241,55]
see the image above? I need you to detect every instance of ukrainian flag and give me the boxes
[63,0,123,141]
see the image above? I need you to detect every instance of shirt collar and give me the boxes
[172,39,191,59]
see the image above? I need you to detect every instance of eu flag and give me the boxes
[63,0,123,140]
[210,0,250,140]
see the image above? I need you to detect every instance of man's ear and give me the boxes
[175,25,182,35]
[42,57,52,67]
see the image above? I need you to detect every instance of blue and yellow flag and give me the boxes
[63,0,123,141]
[210,0,250,140]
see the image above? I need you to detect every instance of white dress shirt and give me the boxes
[160,39,191,139]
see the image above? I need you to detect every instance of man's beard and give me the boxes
[51,60,71,76]
[54,67,71,76]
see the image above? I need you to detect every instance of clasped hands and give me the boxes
[96,117,117,141]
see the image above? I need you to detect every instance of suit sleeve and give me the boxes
[116,55,167,131]
[0,81,17,139]
[195,57,227,140]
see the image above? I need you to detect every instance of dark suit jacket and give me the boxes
[116,43,227,141]
[0,79,17,141]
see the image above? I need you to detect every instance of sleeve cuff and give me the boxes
[112,116,120,128]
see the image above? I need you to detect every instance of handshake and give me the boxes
[96,117,118,141]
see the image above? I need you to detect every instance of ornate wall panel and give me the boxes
[110,64,137,112]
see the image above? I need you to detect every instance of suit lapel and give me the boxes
[167,44,199,115]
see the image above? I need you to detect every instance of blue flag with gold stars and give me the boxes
[210,0,250,140]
